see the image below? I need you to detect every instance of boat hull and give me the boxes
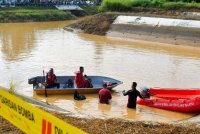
[138,87,200,112]
[137,97,200,113]
[34,88,101,95]
[29,75,122,95]
[150,87,200,96]
[150,88,200,99]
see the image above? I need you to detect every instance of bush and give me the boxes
[162,2,186,9]
[131,0,152,7]
[100,0,132,12]
[151,0,166,7]
[99,0,200,11]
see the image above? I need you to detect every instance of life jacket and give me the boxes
[74,71,85,88]
[46,73,56,85]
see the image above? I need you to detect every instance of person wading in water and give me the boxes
[99,83,112,104]
[123,82,143,108]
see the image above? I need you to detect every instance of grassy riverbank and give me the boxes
[0,6,76,23]
[99,0,200,12]
[1,110,200,134]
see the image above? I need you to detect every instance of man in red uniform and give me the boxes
[123,82,143,108]
[75,66,86,88]
[45,68,60,89]
[99,83,112,104]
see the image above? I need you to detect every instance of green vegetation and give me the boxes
[99,0,200,12]
[0,6,76,23]
[8,81,16,95]
[81,6,100,15]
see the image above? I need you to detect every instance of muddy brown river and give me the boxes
[1,21,200,123]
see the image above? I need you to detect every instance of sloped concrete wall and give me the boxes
[107,16,200,47]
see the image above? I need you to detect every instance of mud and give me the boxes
[66,11,200,47]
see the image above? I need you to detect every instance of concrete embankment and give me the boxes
[107,16,200,47]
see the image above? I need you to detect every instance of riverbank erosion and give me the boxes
[1,110,200,134]
[66,11,200,48]
[67,13,118,35]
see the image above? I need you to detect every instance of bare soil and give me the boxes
[69,13,118,35]
[69,8,200,35]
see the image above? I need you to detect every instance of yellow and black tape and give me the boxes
[0,87,86,134]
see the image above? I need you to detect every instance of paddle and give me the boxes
[43,70,48,97]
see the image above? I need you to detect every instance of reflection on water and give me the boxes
[0,21,74,61]
[78,33,200,59]
[98,103,112,117]
[1,21,200,122]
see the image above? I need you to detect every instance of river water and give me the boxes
[1,21,200,122]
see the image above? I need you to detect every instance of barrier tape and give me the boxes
[0,87,86,134]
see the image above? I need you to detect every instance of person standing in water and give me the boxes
[99,83,112,104]
[122,82,143,108]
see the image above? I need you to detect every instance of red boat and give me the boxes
[137,88,200,112]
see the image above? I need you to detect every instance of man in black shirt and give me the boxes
[123,82,143,108]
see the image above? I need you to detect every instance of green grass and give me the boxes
[99,0,200,12]
[162,2,200,9]
[99,0,133,12]
[8,81,16,95]
[81,6,100,15]
[0,6,76,23]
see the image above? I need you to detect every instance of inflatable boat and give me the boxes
[137,87,200,112]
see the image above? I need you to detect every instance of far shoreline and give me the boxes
[66,11,200,48]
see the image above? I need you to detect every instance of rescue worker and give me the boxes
[75,66,92,88]
[75,66,86,88]
[99,83,112,104]
[45,68,60,89]
[122,82,143,108]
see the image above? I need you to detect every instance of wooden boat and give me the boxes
[28,76,122,95]
[137,87,200,112]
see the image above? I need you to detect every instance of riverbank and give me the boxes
[0,6,100,23]
[1,110,200,134]
[0,6,76,23]
[68,8,200,35]
[67,13,118,35]
[66,9,200,48]
[1,90,200,134]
